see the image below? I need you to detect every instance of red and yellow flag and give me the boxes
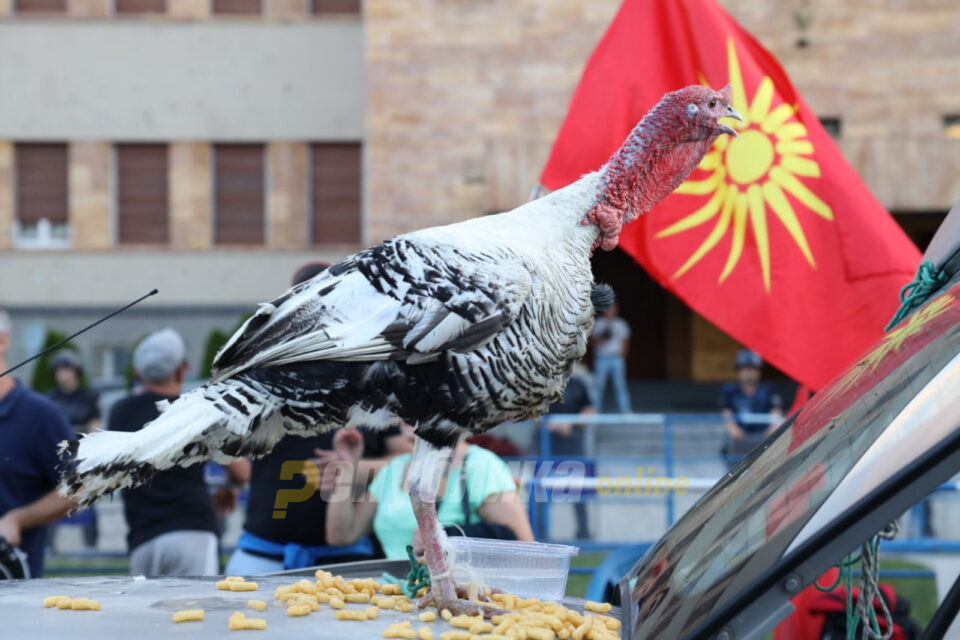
[539,0,921,390]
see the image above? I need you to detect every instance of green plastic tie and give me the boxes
[885,260,948,331]
[385,544,431,600]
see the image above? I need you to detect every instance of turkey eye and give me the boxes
[708,99,717,109]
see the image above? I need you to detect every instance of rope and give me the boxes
[381,545,432,599]
[885,260,948,331]
[851,521,899,640]
[813,552,860,592]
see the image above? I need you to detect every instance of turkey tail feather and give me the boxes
[59,379,283,508]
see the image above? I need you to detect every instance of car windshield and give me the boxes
[625,282,960,639]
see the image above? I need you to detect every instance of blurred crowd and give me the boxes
[0,265,787,580]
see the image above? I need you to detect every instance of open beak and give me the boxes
[717,105,744,138]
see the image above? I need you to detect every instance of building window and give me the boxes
[311,143,361,246]
[213,0,261,14]
[117,144,169,244]
[14,143,70,249]
[115,0,165,13]
[312,0,360,14]
[215,144,265,245]
[14,0,66,13]
[819,117,841,139]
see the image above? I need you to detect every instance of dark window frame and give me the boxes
[214,143,266,246]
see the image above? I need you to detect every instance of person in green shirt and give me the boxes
[326,430,534,559]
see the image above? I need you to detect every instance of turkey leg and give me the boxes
[408,438,501,617]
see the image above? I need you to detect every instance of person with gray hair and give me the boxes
[108,328,246,576]
[0,310,77,578]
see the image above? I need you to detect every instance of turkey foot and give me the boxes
[416,583,505,617]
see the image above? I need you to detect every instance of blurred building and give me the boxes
[1,0,959,392]
[0,0,363,383]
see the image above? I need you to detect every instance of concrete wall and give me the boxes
[0,249,349,307]
[0,20,364,141]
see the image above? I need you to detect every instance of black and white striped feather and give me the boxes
[60,171,607,507]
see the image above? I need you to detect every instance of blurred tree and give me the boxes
[29,330,85,393]
[200,313,252,379]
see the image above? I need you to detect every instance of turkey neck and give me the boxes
[584,104,718,252]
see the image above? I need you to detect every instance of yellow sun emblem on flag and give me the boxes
[657,39,833,292]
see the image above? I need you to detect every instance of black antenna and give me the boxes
[0,289,159,379]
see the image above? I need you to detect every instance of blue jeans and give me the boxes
[594,356,631,413]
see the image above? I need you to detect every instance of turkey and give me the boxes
[59,84,741,615]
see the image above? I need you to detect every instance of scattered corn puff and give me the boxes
[287,604,311,617]
[441,609,454,621]
[381,583,404,596]
[583,602,611,614]
[375,596,396,609]
[330,596,345,610]
[470,622,494,635]
[396,600,415,613]
[419,610,437,623]
[525,628,555,640]
[346,592,371,604]
[336,609,369,621]
[246,600,267,611]
[384,622,416,639]
[43,596,70,608]
[366,606,380,619]
[419,627,434,640]
[450,615,483,629]
[70,598,101,611]
[172,609,205,622]
[230,581,259,592]
[439,632,471,640]
[231,618,267,630]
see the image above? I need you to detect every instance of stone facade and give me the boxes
[67,0,109,17]
[68,141,112,250]
[267,141,309,249]
[167,0,208,18]
[268,0,306,19]
[169,142,213,250]
[364,0,624,242]
[365,0,960,241]
[0,142,11,250]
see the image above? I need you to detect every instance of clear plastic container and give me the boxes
[445,537,579,601]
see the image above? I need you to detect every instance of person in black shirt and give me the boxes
[46,350,101,549]
[47,350,101,434]
[224,261,413,574]
[110,328,246,576]
[0,311,76,578]
[719,349,784,469]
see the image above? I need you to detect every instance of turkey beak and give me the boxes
[718,105,744,138]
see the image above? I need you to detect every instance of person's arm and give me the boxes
[0,491,75,546]
[476,491,534,542]
[225,459,251,485]
[764,391,785,436]
[325,429,379,546]
[722,409,746,441]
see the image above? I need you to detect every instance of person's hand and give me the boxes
[211,487,238,518]
[0,510,22,547]
[547,422,574,437]
[309,448,340,470]
[333,428,364,462]
[729,425,746,441]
